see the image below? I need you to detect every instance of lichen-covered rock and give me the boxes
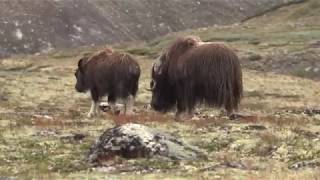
[87,123,206,165]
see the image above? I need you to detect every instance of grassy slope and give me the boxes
[0,0,320,179]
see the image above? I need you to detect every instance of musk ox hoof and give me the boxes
[143,104,152,110]
[99,102,111,112]
[87,113,93,118]
[113,109,121,115]
[87,112,96,118]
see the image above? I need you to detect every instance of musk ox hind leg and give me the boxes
[107,94,119,115]
[123,95,135,115]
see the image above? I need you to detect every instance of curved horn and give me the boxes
[146,80,156,91]
[153,54,164,75]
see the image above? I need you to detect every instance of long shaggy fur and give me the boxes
[75,48,140,103]
[151,36,243,114]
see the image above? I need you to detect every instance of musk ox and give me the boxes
[150,36,243,119]
[75,48,140,118]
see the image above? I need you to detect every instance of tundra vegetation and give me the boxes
[0,1,320,179]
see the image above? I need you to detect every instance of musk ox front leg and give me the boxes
[176,101,194,121]
[87,88,100,118]
[88,100,99,118]
[175,85,194,121]
[175,94,188,121]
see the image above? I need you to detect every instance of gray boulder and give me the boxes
[87,123,206,165]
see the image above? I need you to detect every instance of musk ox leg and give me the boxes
[175,100,188,121]
[88,89,100,118]
[88,100,99,118]
[175,110,194,121]
[108,94,120,115]
[124,95,135,115]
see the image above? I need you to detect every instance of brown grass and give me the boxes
[110,112,171,126]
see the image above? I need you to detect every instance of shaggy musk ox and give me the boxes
[75,48,140,118]
[150,36,243,119]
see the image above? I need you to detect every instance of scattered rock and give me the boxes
[34,130,59,137]
[0,176,18,180]
[32,114,54,120]
[304,107,320,116]
[309,40,320,48]
[243,125,267,131]
[200,161,260,172]
[87,123,206,165]
[60,133,86,142]
[293,128,319,139]
[289,158,320,170]
[229,112,258,121]
[248,40,261,45]
[247,53,262,61]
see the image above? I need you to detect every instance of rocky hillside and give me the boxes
[0,0,304,58]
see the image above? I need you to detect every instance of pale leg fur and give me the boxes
[124,95,135,115]
[87,100,98,118]
[108,101,117,114]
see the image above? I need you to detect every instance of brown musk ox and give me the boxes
[75,48,140,118]
[150,36,243,119]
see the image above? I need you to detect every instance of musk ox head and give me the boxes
[150,36,201,112]
[75,57,89,93]
[150,54,177,112]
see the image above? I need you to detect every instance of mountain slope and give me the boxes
[0,0,305,58]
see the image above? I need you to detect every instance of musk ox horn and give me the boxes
[153,55,163,75]
[146,80,156,91]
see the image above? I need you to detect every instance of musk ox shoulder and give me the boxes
[150,36,243,119]
[75,48,140,118]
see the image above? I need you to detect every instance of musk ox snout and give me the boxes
[75,83,86,93]
[150,82,177,112]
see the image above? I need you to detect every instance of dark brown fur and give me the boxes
[150,36,243,116]
[75,48,140,107]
